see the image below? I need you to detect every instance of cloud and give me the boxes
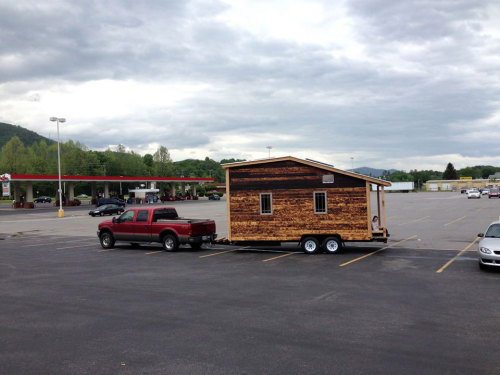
[0,0,500,171]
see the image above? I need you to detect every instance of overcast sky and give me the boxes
[1,0,499,171]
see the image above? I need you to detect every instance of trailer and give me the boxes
[222,156,391,254]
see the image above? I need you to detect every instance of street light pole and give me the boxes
[50,117,66,218]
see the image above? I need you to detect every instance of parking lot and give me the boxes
[1,193,500,374]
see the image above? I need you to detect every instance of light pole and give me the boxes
[50,117,66,218]
[266,146,272,159]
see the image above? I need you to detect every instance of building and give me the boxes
[222,156,391,244]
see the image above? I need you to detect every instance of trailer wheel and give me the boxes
[322,237,341,254]
[162,234,179,251]
[301,237,320,254]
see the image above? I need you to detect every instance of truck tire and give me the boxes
[301,237,320,254]
[99,231,115,249]
[162,234,179,251]
[322,237,342,254]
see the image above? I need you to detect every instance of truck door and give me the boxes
[131,210,151,241]
[113,210,135,240]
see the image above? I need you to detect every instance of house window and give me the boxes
[260,193,273,215]
[314,192,327,214]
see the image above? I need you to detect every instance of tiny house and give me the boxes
[222,156,391,254]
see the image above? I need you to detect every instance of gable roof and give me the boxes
[222,156,391,186]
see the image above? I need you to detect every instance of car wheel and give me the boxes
[479,262,488,271]
[162,234,179,251]
[322,237,342,254]
[100,212,104,216]
[99,231,115,249]
[301,237,320,254]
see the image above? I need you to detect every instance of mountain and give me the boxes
[0,122,55,149]
[348,167,399,178]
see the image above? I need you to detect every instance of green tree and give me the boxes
[0,136,27,174]
[443,162,458,180]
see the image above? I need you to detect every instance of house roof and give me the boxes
[222,156,391,186]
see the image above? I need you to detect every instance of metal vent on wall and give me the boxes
[322,175,334,184]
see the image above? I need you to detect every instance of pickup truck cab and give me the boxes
[97,207,216,251]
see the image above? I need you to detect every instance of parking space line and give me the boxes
[398,216,430,226]
[98,248,119,252]
[340,235,417,267]
[56,244,96,250]
[199,246,249,258]
[436,237,480,274]
[21,238,89,247]
[145,250,166,255]
[444,216,466,227]
[397,246,462,251]
[262,252,297,262]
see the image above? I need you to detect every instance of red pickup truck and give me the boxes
[97,207,217,251]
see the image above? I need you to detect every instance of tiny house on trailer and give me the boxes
[222,156,391,254]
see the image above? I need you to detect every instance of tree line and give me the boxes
[382,162,500,189]
[0,136,244,196]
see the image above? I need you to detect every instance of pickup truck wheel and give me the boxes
[322,237,342,254]
[99,231,115,249]
[301,237,319,254]
[162,234,179,251]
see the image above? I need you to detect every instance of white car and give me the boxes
[478,222,500,270]
[467,189,481,199]
[481,189,489,195]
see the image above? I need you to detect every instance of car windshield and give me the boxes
[485,224,500,238]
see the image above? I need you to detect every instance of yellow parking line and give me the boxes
[199,246,249,258]
[56,244,96,250]
[436,237,479,274]
[340,235,417,267]
[262,252,296,262]
[444,216,466,227]
[398,216,430,226]
[145,250,166,255]
[98,248,119,252]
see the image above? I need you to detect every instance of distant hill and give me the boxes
[0,122,55,149]
[349,167,399,178]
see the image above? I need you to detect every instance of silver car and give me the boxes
[477,222,500,270]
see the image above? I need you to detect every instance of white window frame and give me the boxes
[260,193,273,215]
[314,191,327,214]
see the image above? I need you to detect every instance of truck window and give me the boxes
[136,210,148,222]
[314,192,327,214]
[153,208,178,222]
[119,210,135,222]
[260,193,272,215]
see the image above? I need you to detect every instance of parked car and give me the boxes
[35,196,52,203]
[482,189,490,195]
[73,198,82,206]
[467,189,481,199]
[208,194,221,200]
[477,222,500,270]
[97,198,126,207]
[460,187,469,194]
[488,188,500,198]
[89,204,125,217]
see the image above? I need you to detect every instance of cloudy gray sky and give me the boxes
[1,0,499,170]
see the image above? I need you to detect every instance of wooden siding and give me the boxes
[228,161,371,242]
